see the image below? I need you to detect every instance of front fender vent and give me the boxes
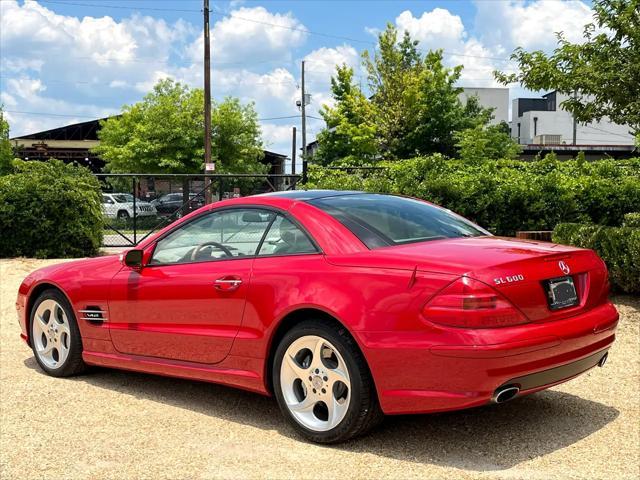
[79,307,107,324]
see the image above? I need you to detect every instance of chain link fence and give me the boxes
[97,173,301,247]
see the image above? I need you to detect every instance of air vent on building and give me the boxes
[533,134,562,145]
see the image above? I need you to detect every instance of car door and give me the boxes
[108,207,274,364]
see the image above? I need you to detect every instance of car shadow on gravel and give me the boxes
[24,357,619,471]
[344,391,619,471]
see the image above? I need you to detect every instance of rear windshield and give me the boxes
[308,194,488,249]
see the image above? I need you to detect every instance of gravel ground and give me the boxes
[1,258,638,480]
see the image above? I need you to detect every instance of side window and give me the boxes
[151,209,274,265]
[102,195,114,204]
[258,215,317,256]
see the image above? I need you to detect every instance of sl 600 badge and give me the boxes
[494,274,525,285]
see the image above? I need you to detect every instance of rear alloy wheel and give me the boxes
[273,320,382,443]
[30,290,86,377]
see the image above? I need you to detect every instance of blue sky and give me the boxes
[1,0,597,161]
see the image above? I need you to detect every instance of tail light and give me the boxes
[422,276,529,328]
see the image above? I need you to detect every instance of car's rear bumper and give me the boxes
[357,302,618,415]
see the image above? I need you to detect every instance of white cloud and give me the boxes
[134,70,173,93]
[474,0,595,52]
[304,45,359,79]
[380,2,596,92]
[303,45,360,110]
[4,78,47,98]
[0,0,311,153]
[2,74,117,138]
[187,6,307,65]
[358,2,593,118]
[0,0,600,153]
[261,123,294,150]
[109,80,127,88]
[0,0,195,136]
[396,8,466,51]
[392,8,503,88]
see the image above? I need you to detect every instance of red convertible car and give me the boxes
[16,191,618,443]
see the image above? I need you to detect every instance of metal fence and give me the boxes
[97,173,301,247]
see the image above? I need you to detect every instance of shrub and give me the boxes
[307,156,640,236]
[0,160,103,258]
[623,212,640,228]
[552,223,640,294]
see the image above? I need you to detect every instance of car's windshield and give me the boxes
[112,194,134,203]
[308,194,488,249]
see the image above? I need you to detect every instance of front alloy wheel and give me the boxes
[32,299,71,369]
[30,289,86,377]
[273,319,382,443]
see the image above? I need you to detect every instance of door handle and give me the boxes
[214,276,242,292]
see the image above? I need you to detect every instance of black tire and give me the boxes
[29,289,86,377]
[117,210,130,219]
[273,318,383,443]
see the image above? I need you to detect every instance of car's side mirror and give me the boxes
[123,249,144,269]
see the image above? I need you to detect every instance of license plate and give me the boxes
[544,276,579,310]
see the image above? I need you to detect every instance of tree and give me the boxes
[495,0,640,135]
[315,24,493,164]
[95,79,265,174]
[314,65,378,165]
[362,25,493,158]
[211,97,265,174]
[454,124,522,163]
[0,106,14,175]
[398,52,492,158]
[361,27,423,159]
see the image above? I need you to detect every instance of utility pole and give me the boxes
[203,0,213,203]
[291,126,297,175]
[572,92,578,146]
[301,60,307,183]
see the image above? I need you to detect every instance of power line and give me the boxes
[27,0,516,63]
[3,109,309,123]
[34,0,375,45]
[0,74,296,87]
[257,115,300,121]
[0,73,357,88]
[582,124,632,139]
[36,0,201,13]
[37,55,295,67]
[4,110,107,118]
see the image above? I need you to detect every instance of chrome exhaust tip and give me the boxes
[493,385,520,404]
[598,352,608,368]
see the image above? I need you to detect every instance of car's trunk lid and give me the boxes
[326,236,608,322]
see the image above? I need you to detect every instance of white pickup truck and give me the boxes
[102,193,157,219]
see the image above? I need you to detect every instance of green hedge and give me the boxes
[552,223,639,294]
[623,212,640,228]
[307,156,640,236]
[0,160,103,258]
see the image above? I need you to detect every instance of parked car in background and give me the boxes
[102,193,157,220]
[151,192,205,217]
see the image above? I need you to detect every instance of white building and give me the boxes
[460,87,509,125]
[511,91,634,146]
